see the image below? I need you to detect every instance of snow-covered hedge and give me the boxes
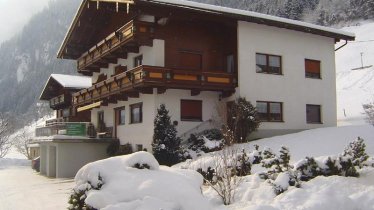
[69,152,214,210]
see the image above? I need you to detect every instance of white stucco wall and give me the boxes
[38,141,111,178]
[91,89,220,151]
[237,21,337,137]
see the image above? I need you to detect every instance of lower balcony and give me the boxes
[35,122,113,139]
[72,65,236,108]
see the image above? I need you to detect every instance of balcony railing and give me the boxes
[49,93,70,109]
[77,20,154,72]
[73,65,236,107]
[35,122,94,138]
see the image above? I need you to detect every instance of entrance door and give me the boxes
[97,111,105,132]
[114,107,126,138]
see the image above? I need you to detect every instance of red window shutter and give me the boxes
[305,59,320,74]
[181,100,202,121]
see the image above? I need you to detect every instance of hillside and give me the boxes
[336,21,374,125]
[0,0,79,125]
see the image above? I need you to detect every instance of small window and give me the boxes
[256,101,283,122]
[226,54,235,73]
[130,103,142,124]
[256,53,282,74]
[306,104,322,123]
[134,55,143,67]
[305,59,321,79]
[136,144,143,151]
[181,100,202,121]
[116,107,126,125]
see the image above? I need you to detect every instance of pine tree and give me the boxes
[152,104,182,166]
[342,137,369,168]
[279,146,292,171]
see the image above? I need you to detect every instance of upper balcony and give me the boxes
[72,65,236,108]
[49,93,71,110]
[77,20,154,75]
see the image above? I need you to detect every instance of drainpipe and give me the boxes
[335,40,348,51]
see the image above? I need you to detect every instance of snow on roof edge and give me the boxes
[39,73,92,100]
[50,74,92,88]
[145,0,355,39]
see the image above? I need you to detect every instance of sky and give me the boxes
[0,0,51,44]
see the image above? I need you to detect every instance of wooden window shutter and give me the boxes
[181,100,202,121]
[305,59,320,74]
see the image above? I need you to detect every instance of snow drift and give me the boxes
[73,151,214,210]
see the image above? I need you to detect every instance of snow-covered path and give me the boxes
[0,166,74,210]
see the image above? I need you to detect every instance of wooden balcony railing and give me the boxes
[77,20,154,73]
[49,93,70,109]
[73,65,236,107]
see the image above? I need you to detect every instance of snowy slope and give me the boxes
[177,125,374,210]
[336,21,374,125]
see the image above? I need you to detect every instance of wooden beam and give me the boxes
[117,94,128,101]
[221,90,234,98]
[191,89,200,96]
[157,87,166,94]
[127,91,139,98]
[140,87,153,94]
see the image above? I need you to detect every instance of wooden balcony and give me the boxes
[73,65,236,107]
[49,93,71,109]
[77,20,154,74]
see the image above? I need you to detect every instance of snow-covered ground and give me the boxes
[336,21,374,125]
[0,167,74,210]
[0,124,373,210]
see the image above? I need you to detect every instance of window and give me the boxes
[97,111,105,132]
[136,144,143,152]
[181,100,202,121]
[305,59,321,79]
[226,54,235,73]
[306,104,322,123]
[257,101,283,122]
[256,53,282,74]
[130,103,142,124]
[134,55,143,67]
[116,107,126,125]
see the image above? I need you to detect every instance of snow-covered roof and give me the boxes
[58,0,355,59]
[142,0,355,39]
[39,74,92,100]
[50,74,91,89]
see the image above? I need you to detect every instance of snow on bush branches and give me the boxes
[197,137,373,197]
[69,152,214,210]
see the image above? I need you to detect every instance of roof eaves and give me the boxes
[57,0,88,59]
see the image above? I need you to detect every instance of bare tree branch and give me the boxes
[0,113,14,158]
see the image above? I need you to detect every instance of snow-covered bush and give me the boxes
[342,137,369,168]
[70,152,214,210]
[294,157,321,181]
[152,104,184,166]
[363,102,374,126]
[187,129,224,154]
[68,174,103,210]
[235,149,252,176]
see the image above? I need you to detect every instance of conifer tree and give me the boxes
[152,104,182,166]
